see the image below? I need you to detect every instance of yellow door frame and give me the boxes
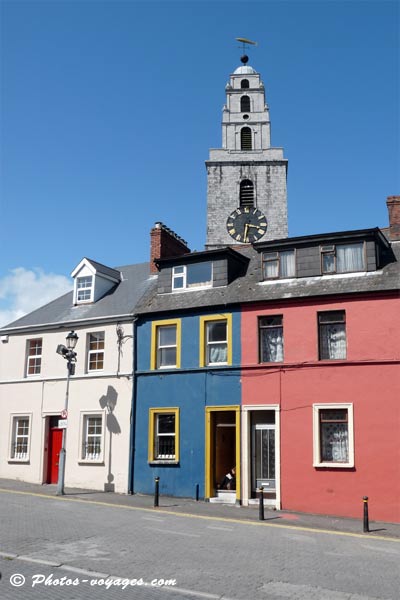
[205,405,241,502]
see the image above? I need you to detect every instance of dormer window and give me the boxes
[321,243,364,274]
[263,250,296,279]
[76,276,93,302]
[72,258,121,305]
[172,262,212,291]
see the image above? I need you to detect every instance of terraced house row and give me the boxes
[1,55,399,523]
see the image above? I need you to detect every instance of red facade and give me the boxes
[241,294,400,522]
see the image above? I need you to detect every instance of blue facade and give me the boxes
[133,309,241,498]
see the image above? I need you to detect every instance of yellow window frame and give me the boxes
[148,407,180,463]
[150,319,181,370]
[199,314,232,367]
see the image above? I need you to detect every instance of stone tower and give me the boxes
[205,56,288,249]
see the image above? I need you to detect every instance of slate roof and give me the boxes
[136,242,400,316]
[82,258,121,281]
[1,262,155,333]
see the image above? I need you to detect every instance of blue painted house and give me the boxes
[132,237,249,502]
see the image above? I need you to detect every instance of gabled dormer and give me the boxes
[71,258,121,305]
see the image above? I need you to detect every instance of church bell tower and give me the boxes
[205,53,288,249]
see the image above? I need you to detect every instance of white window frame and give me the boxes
[87,331,105,372]
[8,413,32,462]
[205,319,228,366]
[313,403,354,468]
[26,338,42,377]
[79,411,105,463]
[172,263,213,291]
[157,324,177,369]
[75,275,94,303]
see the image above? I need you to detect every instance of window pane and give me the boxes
[90,332,104,350]
[280,250,295,277]
[173,276,184,289]
[207,321,227,342]
[322,253,335,273]
[320,409,347,422]
[260,327,283,362]
[156,436,175,458]
[263,253,278,279]
[89,353,104,370]
[337,243,364,272]
[158,326,176,347]
[158,347,176,367]
[208,343,227,364]
[319,311,345,324]
[157,414,175,434]
[77,276,92,288]
[260,316,282,327]
[187,262,212,287]
[29,339,42,355]
[319,323,346,359]
[88,417,102,433]
[320,419,348,462]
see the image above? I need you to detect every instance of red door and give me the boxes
[47,428,63,484]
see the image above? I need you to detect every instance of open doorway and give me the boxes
[205,406,240,502]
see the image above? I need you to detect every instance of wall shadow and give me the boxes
[99,385,121,492]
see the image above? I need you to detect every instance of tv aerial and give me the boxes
[235,37,258,64]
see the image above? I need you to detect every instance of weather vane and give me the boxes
[236,37,258,64]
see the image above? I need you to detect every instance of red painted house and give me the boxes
[239,198,400,523]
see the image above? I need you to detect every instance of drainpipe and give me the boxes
[128,316,138,494]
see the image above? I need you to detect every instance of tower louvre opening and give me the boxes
[240,95,250,112]
[240,180,254,207]
[241,127,252,150]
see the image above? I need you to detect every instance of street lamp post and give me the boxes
[56,330,78,496]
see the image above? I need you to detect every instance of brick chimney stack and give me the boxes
[150,223,190,273]
[386,196,400,241]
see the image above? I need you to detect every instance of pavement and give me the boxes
[0,477,399,541]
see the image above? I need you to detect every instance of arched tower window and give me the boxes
[240,180,254,207]
[240,127,252,150]
[241,79,249,89]
[240,95,251,112]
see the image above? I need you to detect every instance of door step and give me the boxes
[209,491,237,504]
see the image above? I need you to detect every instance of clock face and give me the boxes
[226,207,268,243]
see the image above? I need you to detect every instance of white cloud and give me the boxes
[0,267,72,327]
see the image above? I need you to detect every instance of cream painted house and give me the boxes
[0,258,155,493]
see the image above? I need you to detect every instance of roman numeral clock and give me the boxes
[226,207,268,243]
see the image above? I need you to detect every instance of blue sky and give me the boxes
[1,0,399,325]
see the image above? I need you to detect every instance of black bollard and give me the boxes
[363,496,369,532]
[259,486,264,521]
[154,476,160,507]
[195,483,199,502]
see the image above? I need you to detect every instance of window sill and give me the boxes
[314,462,354,469]
[78,460,105,466]
[8,459,30,464]
[149,460,179,466]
